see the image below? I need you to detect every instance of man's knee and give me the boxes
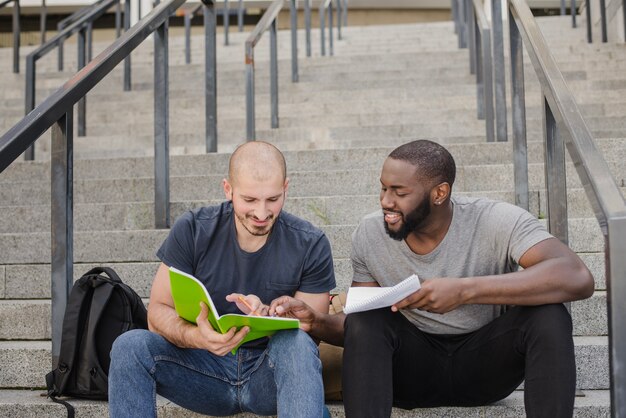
[521,304,573,338]
[270,329,317,355]
[344,308,394,343]
[110,329,156,368]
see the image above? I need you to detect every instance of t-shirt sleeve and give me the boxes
[350,221,377,283]
[507,209,553,263]
[156,211,196,273]
[297,233,336,293]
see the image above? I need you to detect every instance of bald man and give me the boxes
[108,142,335,418]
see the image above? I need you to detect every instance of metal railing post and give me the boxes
[50,110,74,368]
[13,0,20,73]
[87,21,93,62]
[467,0,476,75]
[328,1,334,56]
[624,0,626,42]
[542,96,569,244]
[571,0,576,27]
[77,28,87,137]
[290,0,298,82]
[320,1,326,56]
[224,0,229,46]
[305,0,311,57]
[508,8,528,211]
[116,0,121,37]
[237,0,243,31]
[337,0,342,41]
[492,0,508,142]
[452,0,459,35]
[24,55,35,160]
[154,19,170,229]
[607,217,626,418]
[246,42,255,140]
[270,19,279,128]
[459,0,468,48]
[560,0,565,15]
[600,0,608,42]
[205,0,217,152]
[41,0,47,43]
[57,21,64,71]
[185,11,192,64]
[342,0,347,26]
[585,0,592,42]
[124,0,131,90]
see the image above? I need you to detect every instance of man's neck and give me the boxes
[404,202,454,256]
[235,223,271,253]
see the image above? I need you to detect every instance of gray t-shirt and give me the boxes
[351,196,553,334]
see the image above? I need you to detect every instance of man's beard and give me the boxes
[384,198,431,241]
[236,213,275,236]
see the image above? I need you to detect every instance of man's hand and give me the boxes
[225,293,269,316]
[392,278,469,314]
[269,296,317,333]
[194,302,249,356]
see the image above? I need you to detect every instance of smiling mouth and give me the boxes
[384,212,402,225]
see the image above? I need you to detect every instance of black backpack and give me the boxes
[45,267,148,416]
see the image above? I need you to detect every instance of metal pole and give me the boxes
[305,0,311,57]
[205,1,217,152]
[509,9,528,211]
[224,0,229,46]
[290,0,298,82]
[342,0,347,26]
[482,27,495,143]
[624,0,626,44]
[337,0,342,40]
[238,0,243,31]
[124,0,131,90]
[245,41,255,141]
[50,110,74,368]
[560,0,565,15]
[459,0,467,48]
[607,218,626,418]
[185,12,191,64]
[492,0,508,142]
[13,0,20,73]
[24,54,35,160]
[270,19,279,128]
[571,0,576,27]
[57,22,64,71]
[328,1,334,56]
[586,0,592,42]
[467,0,476,75]
[40,0,47,43]
[452,0,459,35]
[77,28,87,137]
[87,21,93,62]
[542,96,568,244]
[320,2,326,56]
[600,0,607,42]
[475,19,483,119]
[116,0,122,38]
[154,19,170,229]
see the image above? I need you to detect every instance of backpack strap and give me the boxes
[46,393,75,418]
[84,266,123,284]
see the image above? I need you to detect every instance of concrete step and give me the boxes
[0,337,609,389]
[0,161,623,206]
[0,218,608,265]
[0,389,612,417]
[0,291,608,340]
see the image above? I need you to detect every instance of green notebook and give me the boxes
[169,266,300,353]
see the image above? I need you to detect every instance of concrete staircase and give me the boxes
[0,13,623,416]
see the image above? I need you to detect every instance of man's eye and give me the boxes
[396,193,407,197]
[244,199,254,203]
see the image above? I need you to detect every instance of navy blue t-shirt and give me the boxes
[157,201,336,317]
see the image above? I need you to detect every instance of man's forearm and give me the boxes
[310,312,346,347]
[148,302,199,349]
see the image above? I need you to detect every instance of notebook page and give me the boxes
[344,274,421,314]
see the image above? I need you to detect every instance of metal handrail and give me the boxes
[56,0,123,71]
[506,1,626,416]
[319,0,333,56]
[0,0,20,73]
[24,0,122,160]
[467,0,494,143]
[245,0,299,141]
[0,0,219,367]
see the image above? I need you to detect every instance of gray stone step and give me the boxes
[0,389,611,416]
[0,337,608,389]
[0,218,608,265]
[0,162,623,206]
[0,291,607,340]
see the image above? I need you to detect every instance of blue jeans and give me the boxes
[109,328,326,417]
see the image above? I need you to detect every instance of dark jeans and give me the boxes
[342,304,575,418]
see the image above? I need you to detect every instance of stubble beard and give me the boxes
[384,198,431,241]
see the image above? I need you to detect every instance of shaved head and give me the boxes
[228,141,287,185]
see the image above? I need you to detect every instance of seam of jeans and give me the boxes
[153,354,233,384]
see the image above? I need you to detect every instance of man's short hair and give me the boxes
[388,140,456,188]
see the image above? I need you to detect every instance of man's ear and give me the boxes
[431,182,451,206]
[283,177,290,197]
[223,178,233,200]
